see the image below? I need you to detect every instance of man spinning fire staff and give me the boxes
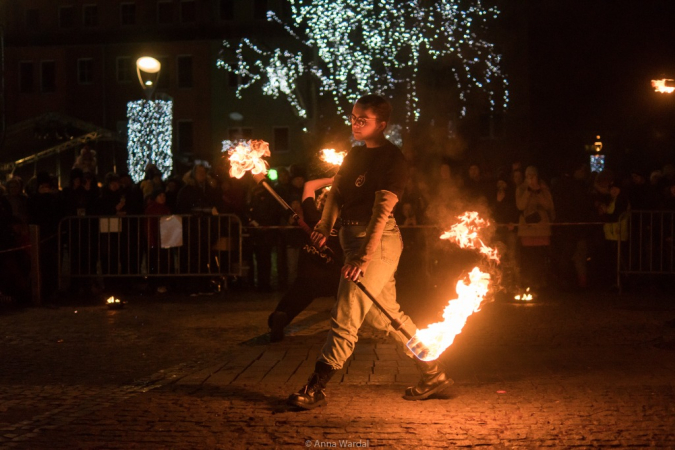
[287,95,453,410]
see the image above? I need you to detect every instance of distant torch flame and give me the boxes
[652,79,675,94]
[320,148,347,166]
[407,212,498,361]
[224,140,270,179]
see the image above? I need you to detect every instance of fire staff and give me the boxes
[287,94,453,410]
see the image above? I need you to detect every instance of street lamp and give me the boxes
[136,57,161,99]
[126,56,172,182]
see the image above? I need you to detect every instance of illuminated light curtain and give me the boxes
[126,100,173,182]
[216,0,508,124]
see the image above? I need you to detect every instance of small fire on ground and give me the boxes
[514,287,534,302]
[106,296,125,309]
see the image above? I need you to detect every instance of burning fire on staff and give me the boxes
[319,148,347,167]
[408,212,501,361]
[223,139,270,179]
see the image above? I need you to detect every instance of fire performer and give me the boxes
[287,95,452,410]
[267,177,343,342]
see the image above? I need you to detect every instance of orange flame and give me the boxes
[225,140,270,179]
[652,79,675,94]
[407,211,499,361]
[320,148,346,166]
[439,211,500,263]
[514,287,533,301]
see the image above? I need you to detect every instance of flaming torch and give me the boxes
[224,139,271,179]
[652,79,675,94]
[320,148,347,167]
[406,212,500,361]
[222,139,335,262]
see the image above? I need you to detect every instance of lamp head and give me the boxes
[136,57,161,98]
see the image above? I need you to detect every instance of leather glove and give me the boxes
[348,190,398,274]
[313,175,342,239]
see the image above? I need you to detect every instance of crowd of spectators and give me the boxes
[2,144,675,305]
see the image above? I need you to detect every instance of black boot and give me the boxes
[403,359,453,400]
[287,361,337,410]
[268,311,288,343]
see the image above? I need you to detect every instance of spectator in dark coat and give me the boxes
[176,164,219,214]
[27,172,63,301]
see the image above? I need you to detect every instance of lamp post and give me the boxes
[136,57,161,99]
[126,56,172,182]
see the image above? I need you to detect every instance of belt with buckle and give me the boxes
[340,216,394,227]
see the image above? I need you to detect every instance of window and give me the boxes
[253,0,268,20]
[177,56,193,88]
[41,61,56,93]
[83,4,98,27]
[19,62,35,93]
[26,9,39,28]
[180,0,196,23]
[156,56,170,89]
[116,57,133,83]
[120,3,136,25]
[177,120,194,154]
[273,127,290,153]
[229,127,253,140]
[78,58,94,84]
[59,6,75,28]
[220,0,234,20]
[157,1,175,24]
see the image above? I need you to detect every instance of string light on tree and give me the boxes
[126,100,173,183]
[217,0,508,123]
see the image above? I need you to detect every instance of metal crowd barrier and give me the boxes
[623,210,675,275]
[58,214,243,289]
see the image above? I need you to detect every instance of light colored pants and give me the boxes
[318,218,417,369]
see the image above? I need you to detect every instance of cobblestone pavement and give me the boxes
[1,288,675,449]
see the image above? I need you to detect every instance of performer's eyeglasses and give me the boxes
[347,114,379,128]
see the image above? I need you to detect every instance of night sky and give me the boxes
[525,0,675,173]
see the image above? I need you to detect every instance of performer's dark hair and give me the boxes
[356,94,392,123]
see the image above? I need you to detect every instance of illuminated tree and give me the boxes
[127,100,173,182]
[217,0,508,124]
